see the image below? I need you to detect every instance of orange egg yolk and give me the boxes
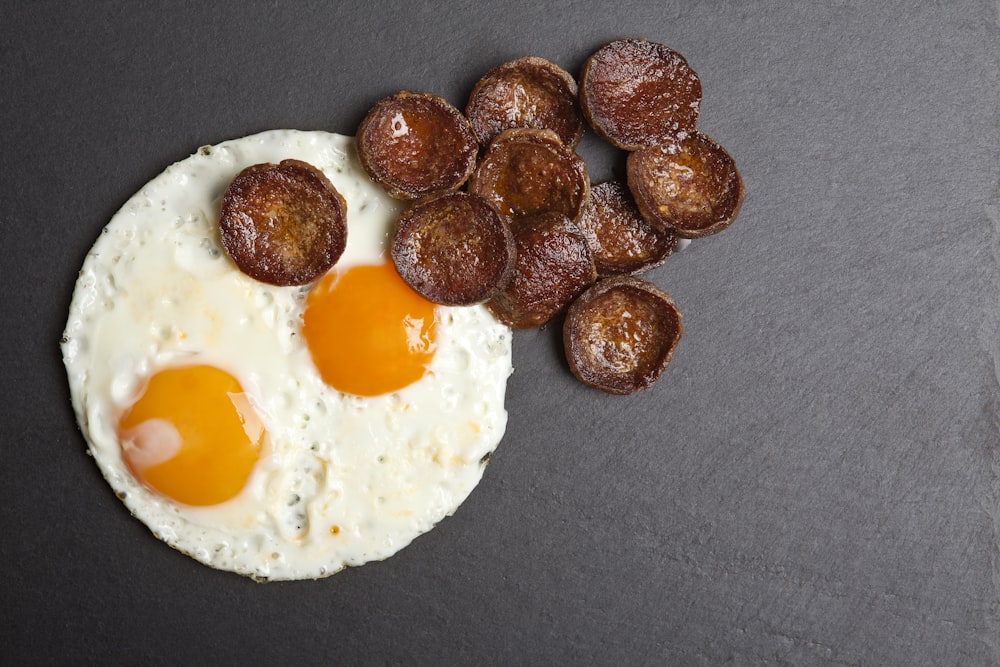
[303,262,437,397]
[117,365,264,506]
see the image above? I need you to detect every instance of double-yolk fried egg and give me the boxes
[62,130,512,581]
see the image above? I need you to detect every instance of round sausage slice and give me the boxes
[468,128,589,224]
[626,132,744,238]
[219,159,347,286]
[391,192,515,306]
[564,276,682,394]
[486,212,596,329]
[578,180,678,276]
[580,39,702,150]
[466,56,584,148]
[357,91,479,200]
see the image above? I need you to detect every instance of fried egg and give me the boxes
[62,130,513,581]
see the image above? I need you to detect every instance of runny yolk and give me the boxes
[302,262,437,397]
[117,365,264,506]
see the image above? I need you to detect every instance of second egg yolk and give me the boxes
[303,262,438,397]
[117,364,264,506]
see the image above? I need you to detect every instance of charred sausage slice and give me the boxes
[357,91,478,200]
[466,56,584,148]
[486,211,596,329]
[219,159,347,286]
[564,276,682,394]
[391,192,515,306]
[580,39,702,150]
[578,180,678,276]
[626,131,744,238]
[468,128,589,224]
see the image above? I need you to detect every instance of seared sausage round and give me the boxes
[392,192,515,306]
[219,159,347,286]
[468,128,589,224]
[580,39,702,150]
[626,131,744,238]
[466,56,584,149]
[564,276,682,394]
[577,180,678,276]
[486,211,596,329]
[357,91,478,200]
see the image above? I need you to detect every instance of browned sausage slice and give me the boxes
[578,180,678,276]
[466,56,584,148]
[391,192,515,306]
[579,39,702,150]
[626,132,744,238]
[219,159,347,286]
[357,91,478,200]
[563,276,682,394]
[468,128,589,224]
[486,212,596,329]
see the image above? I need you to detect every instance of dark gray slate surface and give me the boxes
[2,1,998,664]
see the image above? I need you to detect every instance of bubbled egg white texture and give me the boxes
[62,130,513,581]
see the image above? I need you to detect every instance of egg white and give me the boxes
[62,130,513,581]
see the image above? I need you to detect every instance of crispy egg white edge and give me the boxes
[61,129,514,581]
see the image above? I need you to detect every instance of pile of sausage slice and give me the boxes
[356,39,745,395]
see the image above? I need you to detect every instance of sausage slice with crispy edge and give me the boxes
[391,192,515,306]
[219,159,347,286]
[486,211,596,329]
[468,128,589,224]
[626,131,744,239]
[577,180,679,276]
[466,56,584,149]
[357,91,479,200]
[564,276,682,394]
[579,39,702,150]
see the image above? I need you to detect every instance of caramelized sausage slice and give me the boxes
[578,180,678,276]
[391,192,515,306]
[219,159,347,286]
[466,56,584,148]
[626,132,744,238]
[357,91,478,200]
[564,276,682,394]
[486,212,596,329]
[580,39,702,150]
[468,128,589,224]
